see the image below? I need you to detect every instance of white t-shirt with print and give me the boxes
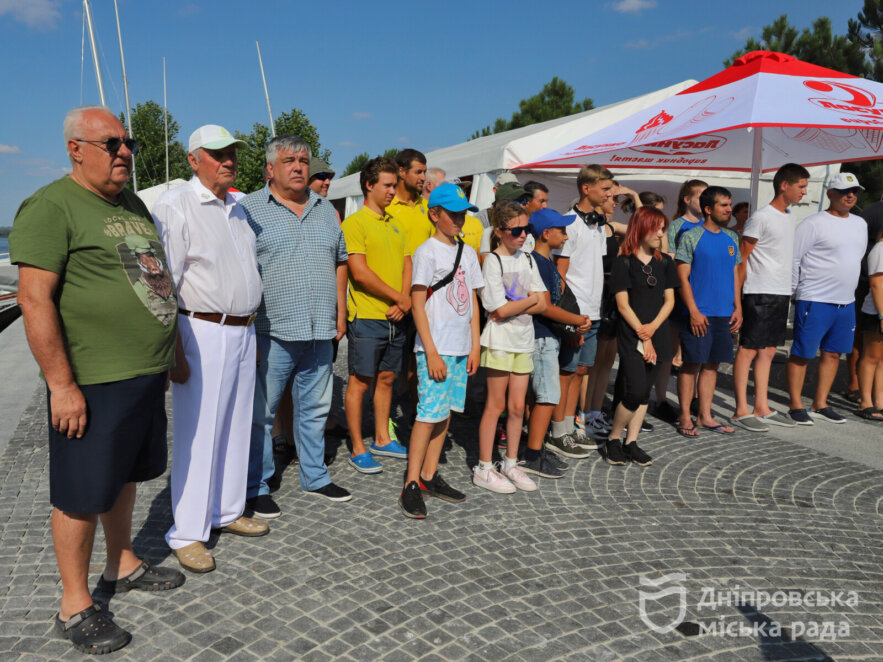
[479,250,546,353]
[862,241,883,315]
[411,237,484,356]
[556,210,606,319]
[742,204,796,296]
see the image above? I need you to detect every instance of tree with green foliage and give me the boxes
[342,148,399,177]
[122,100,190,190]
[470,77,593,140]
[727,10,883,203]
[233,108,331,194]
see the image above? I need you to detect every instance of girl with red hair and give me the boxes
[603,207,678,466]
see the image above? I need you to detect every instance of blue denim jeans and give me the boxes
[248,335,333,496]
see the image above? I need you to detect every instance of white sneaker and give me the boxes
[501,463,537,492]
[473,464,516,494]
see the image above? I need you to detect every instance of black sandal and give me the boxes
[843,389,861,404]
[96,561,185,595]
[55,604,131,654]
[855,407,883,421]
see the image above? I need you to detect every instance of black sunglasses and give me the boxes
[642,263,657,287]
[501,224,533,238]
[75,137,138,155]
[834,187,861,195]
[312,172,333,181]
[515,195,532,205]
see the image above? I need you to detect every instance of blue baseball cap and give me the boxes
[428,183,479,212]
[530,208,575,237]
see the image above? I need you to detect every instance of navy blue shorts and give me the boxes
[48,372,168,514]
[347,317,406,377]
[791,300,855,358]
[680,316,734,365]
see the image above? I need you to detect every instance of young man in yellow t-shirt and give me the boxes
[341,157,413,474]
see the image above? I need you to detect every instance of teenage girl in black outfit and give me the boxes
[603,207,677,466]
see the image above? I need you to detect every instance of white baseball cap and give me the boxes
[495,172,519,187]
[188,124,248,153]
[827,172,864,191]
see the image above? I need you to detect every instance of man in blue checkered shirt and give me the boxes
[240,135,352,514]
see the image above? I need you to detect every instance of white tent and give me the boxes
[136,178,188,212]
[328,80,839,224]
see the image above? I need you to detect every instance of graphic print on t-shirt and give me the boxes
[116,235,178,327]
[446,265,470,316]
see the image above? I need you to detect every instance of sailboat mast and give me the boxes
[83,0,106,105]
[113,0,137,191]
[163,57,169,189]
[256,41,275,137]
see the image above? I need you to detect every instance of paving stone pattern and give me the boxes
[0,353,882,661]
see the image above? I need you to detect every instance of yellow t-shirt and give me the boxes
[341,205,408,321]
[458,214,484,254]
[387,194,433,257]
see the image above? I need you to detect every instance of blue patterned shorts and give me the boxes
[416,353,468,423]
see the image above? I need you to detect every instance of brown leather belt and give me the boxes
[179,308,256,327]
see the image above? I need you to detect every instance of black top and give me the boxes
[609,253,678,360]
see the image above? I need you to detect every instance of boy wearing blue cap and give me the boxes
[400,184,484,518]
[526,209,593,472]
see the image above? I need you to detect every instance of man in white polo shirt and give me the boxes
[153,124,267,573]
[786,172,869,425]
[732,163,809,432]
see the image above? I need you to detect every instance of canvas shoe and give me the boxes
[545,433,592,459]
[542,448,569,471]
[473,464,516,494]
[245,494,281,519]
[789,408,814,425]
[501,462,537,491]
[759,411,797,428]
[518,453,564,479]
[809,407,846,424]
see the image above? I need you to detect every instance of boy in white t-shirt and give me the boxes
[400,184,484,519]
[732,163,809,432]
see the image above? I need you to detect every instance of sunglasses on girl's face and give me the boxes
[75,137,138,155]
[312,172,333,181]
[501,224,533,238]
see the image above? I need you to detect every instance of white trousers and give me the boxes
[166,315,256,549]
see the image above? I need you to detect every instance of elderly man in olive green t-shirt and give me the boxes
[10,106,183,655]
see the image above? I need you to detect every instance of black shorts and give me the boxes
[48,372,168,514]
[740,294,790,349]
[860,312,883,335]
[347,317,406,377]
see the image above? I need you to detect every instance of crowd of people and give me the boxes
[8,105,883,654]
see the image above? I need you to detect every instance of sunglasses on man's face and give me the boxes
[501,224,533,238]
[515,195,532,205]
[75,137,138,155]
[312,172,333,181]
[834,187,861,196]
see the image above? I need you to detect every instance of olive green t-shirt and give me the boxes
[10,176,177,385]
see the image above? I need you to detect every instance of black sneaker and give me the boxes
[604,439,627,466]
[419,472,466,502]
[246,494,281,519]
[517,454,564,479]
[652,401,679,424]
[542,448,569,471]
[306,483,353,502]
[399,481,427,519]
[624,442,653,466]
[641,419,655,432]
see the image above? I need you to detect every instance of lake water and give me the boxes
[0,237,9,257]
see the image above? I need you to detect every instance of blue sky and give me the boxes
[0,0,865,225]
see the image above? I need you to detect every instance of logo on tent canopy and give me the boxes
[805,80,883,123]
[630,134,728,156]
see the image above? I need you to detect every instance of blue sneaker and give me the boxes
[370,439,409,459]
[348,452,382,474]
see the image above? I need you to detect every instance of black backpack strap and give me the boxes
[427,238,464,298]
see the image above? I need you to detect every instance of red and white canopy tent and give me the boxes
[518,51,883,209]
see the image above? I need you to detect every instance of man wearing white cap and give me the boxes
[153,124,267,573]
[786,172,869,425]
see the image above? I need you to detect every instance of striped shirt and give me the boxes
[240,186,347,341]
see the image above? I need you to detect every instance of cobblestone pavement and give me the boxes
[1,348,882,661]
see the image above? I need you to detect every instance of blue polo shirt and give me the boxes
[239,186,347,341]
[675,225,741,317]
